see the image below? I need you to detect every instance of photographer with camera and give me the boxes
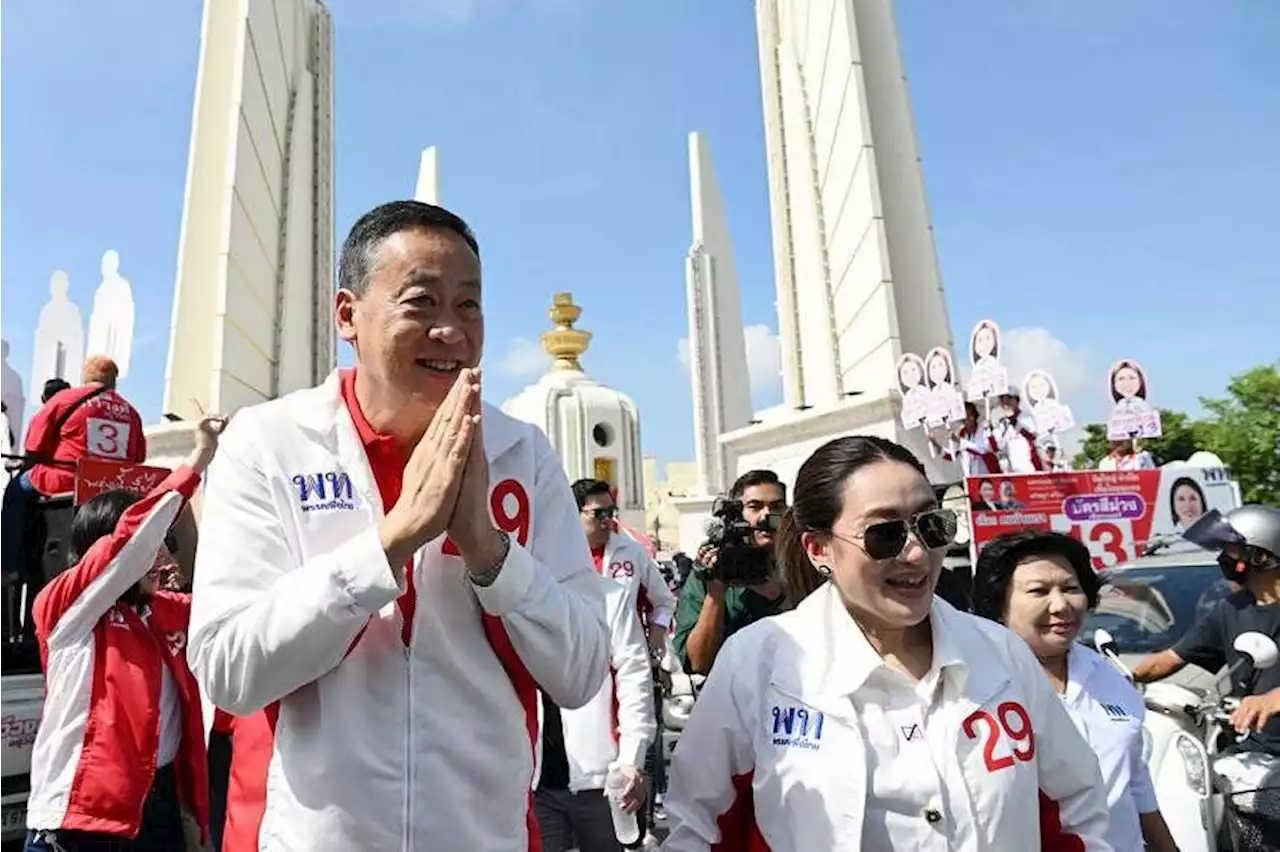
[673,471,788,676]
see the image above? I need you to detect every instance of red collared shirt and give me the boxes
[338,368,417,645]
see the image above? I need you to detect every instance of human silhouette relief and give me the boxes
[0,339,25,444]
[86,249,136,378]
[30,271,85,403]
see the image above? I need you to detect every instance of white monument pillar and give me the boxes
[151,0,335,467]
[685,132,753,498]
[690,0,954,496]
[415,147,441,205]
[757,0,953,407]
[86,250,137,379]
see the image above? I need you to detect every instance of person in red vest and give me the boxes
[23,413,226,852]
[1,356,146,576]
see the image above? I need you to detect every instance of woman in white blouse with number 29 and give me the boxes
[661,436,1111,851]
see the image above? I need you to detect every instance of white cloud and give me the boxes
[959,326,1102,455]
[491,337,551,380]
[676,324,782,406]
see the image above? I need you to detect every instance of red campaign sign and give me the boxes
[74,457,173,505]
[968,467,1240,572]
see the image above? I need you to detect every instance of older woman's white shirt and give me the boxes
[1061,647,1158,852]
[661,584,1113,851]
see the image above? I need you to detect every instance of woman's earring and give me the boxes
[815,564,833,577]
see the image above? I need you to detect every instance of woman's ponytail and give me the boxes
[775,507,825,608]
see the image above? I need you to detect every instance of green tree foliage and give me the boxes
[1195,364,1280,505]
[1073,363,1280,506]
[1072,409,1199,468]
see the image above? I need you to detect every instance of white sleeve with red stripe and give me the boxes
[663,635,757,851]
[1006,630,1114,849]
[469,427,609,710]
[188,422,406,715]
[642,556,676,629]
[35,467,197,647]
[609,586,656,769]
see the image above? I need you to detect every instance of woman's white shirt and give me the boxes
[662,584,1113,851]
[1060,647,1158,852]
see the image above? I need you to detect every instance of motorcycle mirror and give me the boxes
[1233,631,1280,670]
[1093,628,1119,656]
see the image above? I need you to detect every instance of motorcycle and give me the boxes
[1094,628,1279,851]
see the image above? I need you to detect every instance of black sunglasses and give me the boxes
[834,508,958,561]
[584,507,618,520]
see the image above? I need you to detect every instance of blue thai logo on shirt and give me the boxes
[770,704,825,750]
[1101,702,1132,721]
[292,471,356,512]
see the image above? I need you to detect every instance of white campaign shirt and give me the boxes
[157,665,181,768]
[856,629,977,850]
[141,606,182,768]
[1061,647,1157,852]
[662,585,1114,851]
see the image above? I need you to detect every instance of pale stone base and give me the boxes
[720,390,958,493]
[671,494,718,556]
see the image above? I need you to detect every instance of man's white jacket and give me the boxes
[600,531,676,630]
[187,372,609,852]
[541,576,656,793]
[663,584,1112,851]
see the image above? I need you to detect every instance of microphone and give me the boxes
[703,516,725,540]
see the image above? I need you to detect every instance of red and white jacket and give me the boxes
[595,531,676,633]
[537,576,656,792]
[26,467,208,839]
[663,586,1111,851]
[188,370,608,851]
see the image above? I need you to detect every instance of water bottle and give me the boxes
[604,762,641,846]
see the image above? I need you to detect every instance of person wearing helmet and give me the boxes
[1132,504,1280,850]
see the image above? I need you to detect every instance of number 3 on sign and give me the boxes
[86,417,131,460]
[1052,516,1133,571]
[442,479,532,555]
[963,702,1036,773]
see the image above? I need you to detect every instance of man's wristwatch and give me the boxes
[467,531,511,588]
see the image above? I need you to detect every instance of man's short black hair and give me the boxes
[971,530,1100,622]
[571,478,613,510]
[42,378,71,403]
[338,200,480,297]
[729,469,786,502]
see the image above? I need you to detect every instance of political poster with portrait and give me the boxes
[896,352,930,429]
[923,346,966,426]
[965,318,1009,401]
[1106,359,1162,440]
[1022,369,1075,435]
[966,466,1240,571]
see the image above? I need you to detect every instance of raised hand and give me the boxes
[186,413,229,473]
[447,373,508,574]
[380,369,480,570]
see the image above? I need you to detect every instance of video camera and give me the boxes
[701,497,780,586]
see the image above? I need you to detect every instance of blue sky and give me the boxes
[3,0,1277,468]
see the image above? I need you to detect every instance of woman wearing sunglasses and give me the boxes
[661,436,1111,851]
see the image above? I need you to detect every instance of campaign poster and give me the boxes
[1106,359,1162,440]
[966,319,1009,401]
[967,467,1239,571]
[1022,369,1075,434]
[924,346,966,426]
[896,353,930,429]
[75,457,172,505]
